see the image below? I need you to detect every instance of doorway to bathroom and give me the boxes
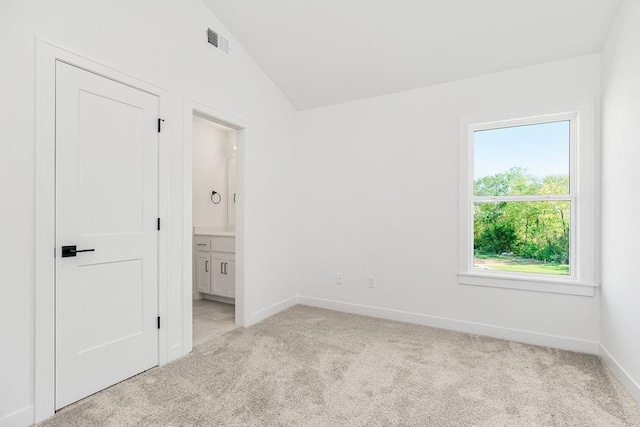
[183,99,248,353]
[192,112,238,346]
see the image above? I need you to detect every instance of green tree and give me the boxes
[474,168,569,264]
[474,167,540,196]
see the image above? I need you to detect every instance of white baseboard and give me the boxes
[298,296,600,354]
[202,294,235,305]
[599,345,640,404]
[0,405,34,427]
[247,296,299,327]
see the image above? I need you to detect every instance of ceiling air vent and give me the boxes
[207,28,229,55]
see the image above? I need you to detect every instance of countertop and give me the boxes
[193,226,235,237]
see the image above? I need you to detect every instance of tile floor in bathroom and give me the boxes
[192,299,237,347]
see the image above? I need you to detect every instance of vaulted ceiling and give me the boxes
[203,0,621,110]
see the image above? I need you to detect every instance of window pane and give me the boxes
[474,121,570,196]
[473,201,570,276]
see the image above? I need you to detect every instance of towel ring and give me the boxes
[210,190,221,204]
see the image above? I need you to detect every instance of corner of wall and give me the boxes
[246,296,299,327]
[600,345,640,404]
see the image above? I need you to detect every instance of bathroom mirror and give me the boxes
[227,157,236,226]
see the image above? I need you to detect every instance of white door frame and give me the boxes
[34,40,170,422]
[182,99,250,353]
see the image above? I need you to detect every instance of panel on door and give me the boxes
[55,61,159,409]
[196,252,212,294]
[212,254,228,296]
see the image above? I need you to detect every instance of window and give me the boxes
[458,104,596,296]
[474,120,571,276]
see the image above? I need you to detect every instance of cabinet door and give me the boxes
[196,252,212,294]
[211,254,228,296]
[226,258,235,298]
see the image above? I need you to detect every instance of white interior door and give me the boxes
[55,61,159,409]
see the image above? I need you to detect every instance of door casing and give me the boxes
[182,99,249,353]
[35,40,251,424]
[35,40,170,423]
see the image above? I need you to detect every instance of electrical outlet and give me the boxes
[336,273,343,285]
[368,276,375,288]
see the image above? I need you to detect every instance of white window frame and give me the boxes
[458,101,597,297]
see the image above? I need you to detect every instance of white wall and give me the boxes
[295,55,601,350]
[0,0,298,423]
[192,116,234,228]
[0,0,629,423]
[600,0,640,401]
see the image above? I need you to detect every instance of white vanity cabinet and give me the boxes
[194,234,235,299]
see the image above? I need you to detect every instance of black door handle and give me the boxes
[61,245,95,258]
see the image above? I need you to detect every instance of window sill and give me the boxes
[457,272,596,296]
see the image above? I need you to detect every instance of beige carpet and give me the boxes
[40,305,640,426]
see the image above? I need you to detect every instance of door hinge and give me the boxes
[157,118,164,133]
[157,316,161,329]
[157,218,161,231]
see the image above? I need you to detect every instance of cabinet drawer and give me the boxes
[211,236,235,253]
[194,235,211,251]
